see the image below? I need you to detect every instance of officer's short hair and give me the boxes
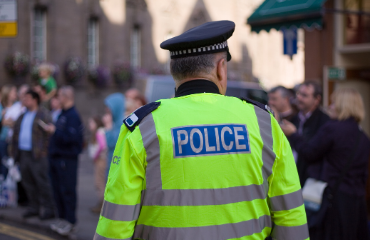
[301,80,322,99]
[269,86,291,99]
[170,52,227,81]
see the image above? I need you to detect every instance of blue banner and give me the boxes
[283,28,297,58]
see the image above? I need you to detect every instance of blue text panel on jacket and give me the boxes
[172,124,251,158]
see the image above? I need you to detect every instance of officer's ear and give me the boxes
[216,55,227,94]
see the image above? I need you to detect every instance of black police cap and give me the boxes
[160,20,235,61]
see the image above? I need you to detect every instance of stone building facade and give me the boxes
[0,0,306,121]
[0,0,304,90]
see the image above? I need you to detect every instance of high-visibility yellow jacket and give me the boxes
[94,92,309,240]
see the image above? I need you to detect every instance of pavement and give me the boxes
[0,219,66,240]
[0,152,100,240]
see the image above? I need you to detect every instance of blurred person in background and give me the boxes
[33,85,49,110]
[4,84,29,125]
[0,85,18,178]
[3,84,29,205]
[287,88,299,112]
[50,96,62,124]
[125,88,146,117]
[281,88,370,240]
[125,88,140,99]
[48,86,84,236]
[268,85,297,121]
[87,116,107,213]
[12,90,55,220]
[103,93,125,177]
[38,63,57,102]
[290,81,330,186]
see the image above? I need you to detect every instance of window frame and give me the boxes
[31,7,47,61]
[130,26,141,68]
[87,18,99,67]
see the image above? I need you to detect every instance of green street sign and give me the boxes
[328,67,346,80]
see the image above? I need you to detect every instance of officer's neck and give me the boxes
[175,79,221,98]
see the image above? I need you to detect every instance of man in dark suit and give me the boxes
[290,81,330,186]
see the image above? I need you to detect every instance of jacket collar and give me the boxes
[175,79,220,97]
[62,105,75,113]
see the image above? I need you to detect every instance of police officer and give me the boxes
[94,20,308,240]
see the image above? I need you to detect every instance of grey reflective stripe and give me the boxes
[142,184,265,206]
[254,106,276,181]
[140,113,161,189]
[100,201,141,221]
[270,189,304,211]
[272,224,309,240]
[93,232,132,240]
[134,215,272,240]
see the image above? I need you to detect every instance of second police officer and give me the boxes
[94,20,308,240]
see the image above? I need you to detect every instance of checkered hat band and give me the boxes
[170,41,228,58]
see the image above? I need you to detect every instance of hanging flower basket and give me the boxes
[64,57,85,83]
[112,62,133,86]
[4,52,30,77]
[88,65,110,88]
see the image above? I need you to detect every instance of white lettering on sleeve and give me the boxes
[204,128,215,152]
[177,130,188,154]
[234,127,247,150]
[221,127,234,150]
[190,128,204,153]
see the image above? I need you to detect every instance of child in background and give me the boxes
[88,117,107,213]
[38,63,57,102]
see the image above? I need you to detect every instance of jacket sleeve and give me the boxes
[41,110,53,153]
[288,123,333,164]
[11,117,23,159]
[268,117,309,240]
[94,125,146,240]
[42,109,52,125]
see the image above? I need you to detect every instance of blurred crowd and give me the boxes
[0,63,147,236]
[88,88,146,214]
[268,82,370,240]
[0,63,369,239]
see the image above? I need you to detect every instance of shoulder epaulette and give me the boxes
[123,101,161,132]
[239,97,274,116]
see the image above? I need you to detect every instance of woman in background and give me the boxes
[0,85,17,178]
[88,116,107,213]
[281,88,370,240]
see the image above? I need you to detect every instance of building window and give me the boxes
[32,8,47,61]
[88,18,99,67]
[344,0,370,44]
[130,26,141,68]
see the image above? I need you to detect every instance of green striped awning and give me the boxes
[247,0,326,33]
